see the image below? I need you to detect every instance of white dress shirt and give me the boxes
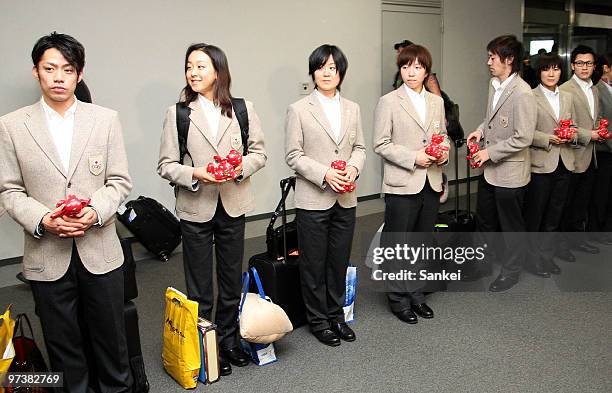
[198,94,221,141]
[491,73,517,111]
[41,97,77,172]
[315,89,342,142]
[404,84,427,125]
[539,84,560,120]
[573,74,595,120]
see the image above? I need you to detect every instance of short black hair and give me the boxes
[536,53,564,80]
[394,39,413,50]
[601,52,612,68]
[486,35,524,74]
[31,32,85,74]
[570,45,595,64]
[308,44,348,90]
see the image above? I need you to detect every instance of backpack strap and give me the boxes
[176,103,192,165]
[230,97,249,155]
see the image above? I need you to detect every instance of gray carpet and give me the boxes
[1,211,611,393]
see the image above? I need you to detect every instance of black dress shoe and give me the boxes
[312,328,341,347]
[411,303,434,319]
[220,347,250,367]
[330,322,356,342]
[525,260,551,278]
[573,243,599,254]
[556,248,576,263]
[393,309,418,324]
[547,260,561,275]
[489,274,519,292]
[219,355,232,376]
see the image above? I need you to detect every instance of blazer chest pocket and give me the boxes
[348,130,356,145]
[89,154,104,176]
[230,133,242,150]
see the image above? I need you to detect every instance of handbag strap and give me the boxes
[13,313,34,339]
[239,267,267,313]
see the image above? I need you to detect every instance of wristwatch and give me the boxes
[36,221,46,237]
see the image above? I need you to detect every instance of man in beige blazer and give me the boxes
[558,45,603,261]
[524,53,591,277]
[588,52,612,243]
[468,35,536,292]
[285,45,365,346]
[0,33,132,392]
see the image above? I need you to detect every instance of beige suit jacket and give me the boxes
[285,92,366,210]
[560,78,599,173]
[373,86,449,195]
[476,75,536,188]
[0,101,133,281]
[158,100,266,222]
[529,88,587,173]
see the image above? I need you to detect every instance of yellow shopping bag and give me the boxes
[1,305,15,373]
[162,287,200,389]
[1,304,16,393]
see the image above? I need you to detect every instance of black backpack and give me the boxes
[176,97,249,166]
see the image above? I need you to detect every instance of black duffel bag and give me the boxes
[266,177,298,260]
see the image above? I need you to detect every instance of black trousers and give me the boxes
[561,162,596,234]
[588,151,612,233]
[524,160,572,263]
[30,242,131,393]
[382,182,439,313]
[296,202,356,332]
[180,199,245,350]
[475,178,526,275]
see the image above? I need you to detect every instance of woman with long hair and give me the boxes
[158,43,266,376]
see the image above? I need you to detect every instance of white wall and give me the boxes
[441,0,523,180]
[0,0,522,260]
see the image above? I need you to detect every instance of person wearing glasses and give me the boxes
[589,53,612,244]
[285,44,366,347]
[557,45,603,262]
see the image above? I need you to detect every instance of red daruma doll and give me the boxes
[50,195,91,218]
[597,118,610,140]
[330,160,356,193]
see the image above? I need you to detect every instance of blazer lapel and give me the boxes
[337,97,351,144]
[188,100,219,152]
[397,87,426,132]
[570,79,591,119]
[216,114,232,147]
[23,102,67,177]
[559,92,572,121]
[423,91,436,136]
[489,77,517,122]
[67,102,95,181]
[534,88,558,122]
[307,92,337,144]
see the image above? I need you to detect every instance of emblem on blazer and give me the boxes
[500,116,509,128]
[89,155,104,176]
[433,121,440,130]
[231,133,242,149]
[349,131,356,144]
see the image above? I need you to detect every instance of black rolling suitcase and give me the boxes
[121,238,138,302]
[248,177,307,328]
[117,196,181,261]
[436,138,476,233]
[124,301,150,393]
